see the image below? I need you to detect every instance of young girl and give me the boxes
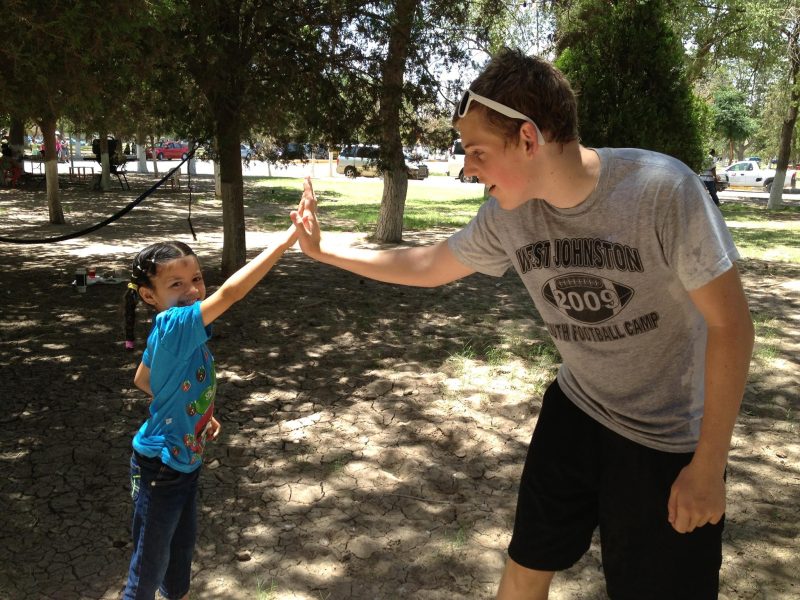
[121,218,299,599]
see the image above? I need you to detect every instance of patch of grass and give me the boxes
[719,202,800,262]
[445,343,477,377]
[727,227,800,263]
[484,345,509,366]
[721,202,800,222]
[434,524,469,557]
[449,525,468,551]
[252,177,484,231]
[500,330,561,365]
[256,577,278,600]
[327,454,350,475]
[751,312,781,365]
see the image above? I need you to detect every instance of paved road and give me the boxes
[20,156,800,202]
[28,156,452,180]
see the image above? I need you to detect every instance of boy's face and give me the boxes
[139,255,206,313]
[457,111,537,210]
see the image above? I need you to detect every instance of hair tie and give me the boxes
[128,282,139,291]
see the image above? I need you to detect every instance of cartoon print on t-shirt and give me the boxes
[184,401,215,464]
[186,365,216,417]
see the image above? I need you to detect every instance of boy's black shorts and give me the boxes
[508,379,723,600]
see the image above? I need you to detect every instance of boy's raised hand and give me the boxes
[299,175,317,214]
[291,176,322,257]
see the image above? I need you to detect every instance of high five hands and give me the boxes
[291,176,322,257]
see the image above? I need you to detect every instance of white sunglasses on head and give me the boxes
[458,89,546,145]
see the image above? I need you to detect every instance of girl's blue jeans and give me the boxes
[123,451,200,600]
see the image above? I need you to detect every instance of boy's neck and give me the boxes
[535,142,601,210]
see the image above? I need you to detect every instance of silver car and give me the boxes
[336,144,428,180]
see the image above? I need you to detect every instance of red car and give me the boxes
[146,141,189,160]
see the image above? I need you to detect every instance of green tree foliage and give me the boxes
[145,0,347,274]
[711,87,757,159]
[554,0,704,170]
[482,0,557,57]
[320,0,504,242]
[0,2,158,202]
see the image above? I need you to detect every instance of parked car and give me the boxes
[240,144,252,160]
[447,139,478,183]
[146,141,189,160]
[280,142,328,160]
[336,144,428,180]
[722,160,797,192]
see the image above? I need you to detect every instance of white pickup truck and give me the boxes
[721,160,797,192]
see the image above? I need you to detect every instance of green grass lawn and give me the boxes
[252,177,485,231]
[720,201,800,223]
[720,202,800,263]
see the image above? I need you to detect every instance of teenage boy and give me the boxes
[291,48,754,600]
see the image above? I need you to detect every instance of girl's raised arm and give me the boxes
[199,224,296,326]
[199,179,312,326]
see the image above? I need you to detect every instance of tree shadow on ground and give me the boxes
[0,180,797,599]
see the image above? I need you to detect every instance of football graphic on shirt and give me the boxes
[541,273,634,324]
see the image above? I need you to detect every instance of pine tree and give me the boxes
[555,0,704,171]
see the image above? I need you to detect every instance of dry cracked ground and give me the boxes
[0,174,798,599]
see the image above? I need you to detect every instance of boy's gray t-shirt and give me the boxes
[448,147,739,452]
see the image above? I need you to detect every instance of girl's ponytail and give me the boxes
[123,283,140,350]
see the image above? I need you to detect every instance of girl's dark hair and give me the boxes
[123,241,196,348]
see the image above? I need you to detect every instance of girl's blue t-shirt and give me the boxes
[132,302,216,472]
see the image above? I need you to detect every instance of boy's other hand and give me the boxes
[667,461,726,533]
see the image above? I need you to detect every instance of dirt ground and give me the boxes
[0,172,798,600]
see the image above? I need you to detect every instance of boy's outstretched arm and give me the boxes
[668,264,754,534]
[292,178,475,288]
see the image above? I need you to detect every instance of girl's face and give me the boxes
[139,255,206,312]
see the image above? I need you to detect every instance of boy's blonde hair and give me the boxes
[454,48,579,145]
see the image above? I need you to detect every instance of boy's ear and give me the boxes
[519,122,540,155]
[137,285,158,307]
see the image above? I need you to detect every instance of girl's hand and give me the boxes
[206,416,222,441]
[278,222,299,249]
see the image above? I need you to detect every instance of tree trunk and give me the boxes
[40,117,65,224]
[214,160,222,197]
[99,131,112,191]
[73,133,80,161]
[216,118,246,276]
[768,21,800,210]
[150,134,158,176]
[136,127,148,173]
[9,117,25,157]
[188,138,197,176]
[373,0,418,243]
[376,171,409,241]
[68,129,76,168]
